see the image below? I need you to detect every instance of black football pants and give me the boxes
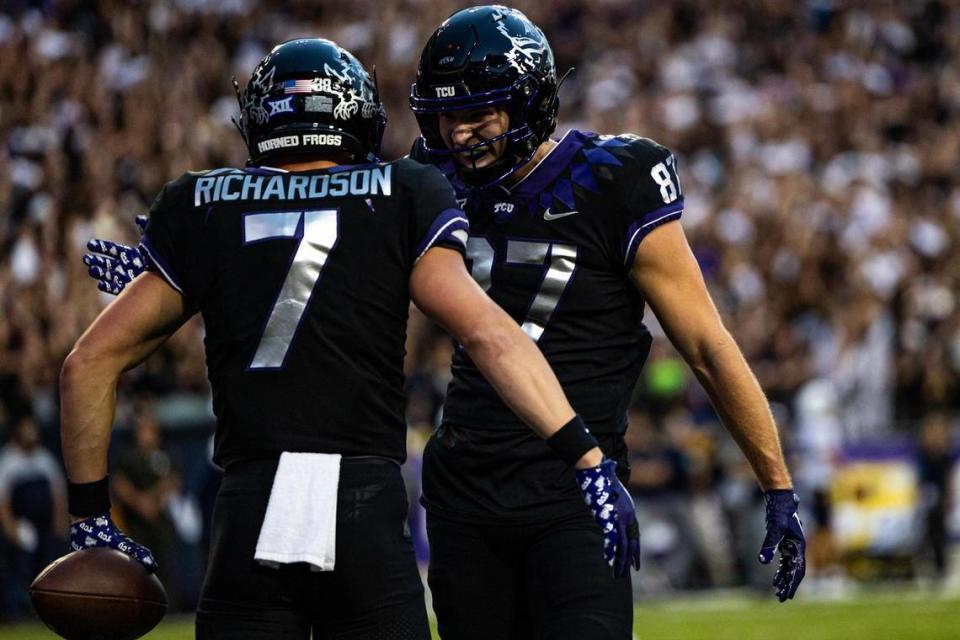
[427,509,633,640]
[196,456,429,639]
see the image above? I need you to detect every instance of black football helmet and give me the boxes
[236,38,387,165]
[409,6,561,189]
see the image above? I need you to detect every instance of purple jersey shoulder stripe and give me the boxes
[510,130,587,199]
[415,208,469,262]
[139,236,185,295]
[623,200,684,266]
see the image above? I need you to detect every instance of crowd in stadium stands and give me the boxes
[1,0,958,616]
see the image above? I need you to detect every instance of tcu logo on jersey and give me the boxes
[435,85,456,97]
[493,202,515,214]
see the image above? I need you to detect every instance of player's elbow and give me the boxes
[681,327,740,379]
[60,338,118,392]
[60,345,94,394]
[456,314,515,362]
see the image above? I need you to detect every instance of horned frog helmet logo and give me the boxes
[491,6,547,75]
[322,49,379,121]
[244,64,276,125]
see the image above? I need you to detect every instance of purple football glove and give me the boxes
[70,512,157,573]
[758,490,806,602]
[575,459,641,577]
[83,215,149,295]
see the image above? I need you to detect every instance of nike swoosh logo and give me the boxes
[543,208,579,221]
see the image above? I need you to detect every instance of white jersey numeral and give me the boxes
[651,155,682,204]
[466,237,578,342]
[244,209,339,369]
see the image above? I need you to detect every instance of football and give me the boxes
[28,548,167,640]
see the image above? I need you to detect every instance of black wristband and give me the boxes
[546,416,599,467]
[67,476,111,518]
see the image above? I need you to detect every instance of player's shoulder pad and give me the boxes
[408,137,430,164]
[150,171,200,212]
[587,133,682,209]
[166,170,205,192]
[596,133,674,169]
[183,167,251,180]
[403,141,462,193]
[163,167,248,196]
[392,156,452,193]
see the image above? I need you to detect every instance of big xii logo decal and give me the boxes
[267,97,294,117]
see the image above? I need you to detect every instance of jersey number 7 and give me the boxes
[243,209,339,369]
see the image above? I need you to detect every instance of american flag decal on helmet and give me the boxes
[283,79,316,94]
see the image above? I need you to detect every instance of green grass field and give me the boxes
[3,591,958,639]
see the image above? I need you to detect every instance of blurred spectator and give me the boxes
[626,408,696,589]
[112,408,181,607]
[792,379,843,584]
[0,416,67,617]
[679,415,737,588]
[917,413,954,581]
[806,487,841,584]
[833,295,895,439]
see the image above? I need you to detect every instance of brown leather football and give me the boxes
[29,547,167,640]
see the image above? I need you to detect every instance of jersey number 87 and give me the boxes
[651,155,681,204]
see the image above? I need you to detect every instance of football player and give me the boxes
[61,37,631,640]
[407,6,805,639]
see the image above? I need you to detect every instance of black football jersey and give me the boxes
[422,129,684,435]
[141,159,468,467]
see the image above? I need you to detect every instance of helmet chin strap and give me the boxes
[452,128,537,191]
[457,155,517,188]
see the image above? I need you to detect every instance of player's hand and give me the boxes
[758,490,806,602]
[70,513,158,573]
[83,215,149,295]
[575,459,641,577]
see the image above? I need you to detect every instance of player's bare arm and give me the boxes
[629,220,790,489]
[60,272,191,512]
[410,246,602,470]
[630,219,805,600]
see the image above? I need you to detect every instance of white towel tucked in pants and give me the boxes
[254,452,341,571]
